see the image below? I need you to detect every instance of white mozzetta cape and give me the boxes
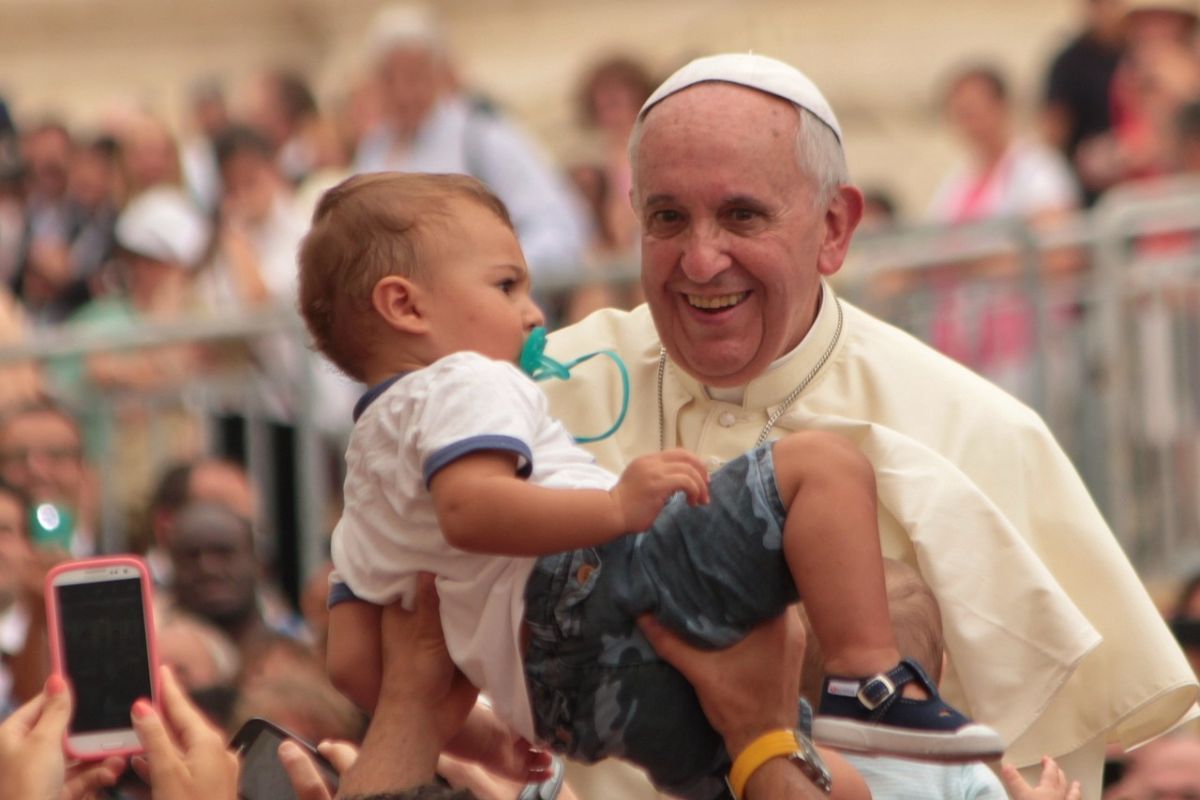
[544,283,1197,771]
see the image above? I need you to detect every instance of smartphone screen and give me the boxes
[57,577,153,732]
[233,718,339,800]
[48,558,156,757]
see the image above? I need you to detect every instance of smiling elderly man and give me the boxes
[325,53,1197,800]
[541,54,1196,799]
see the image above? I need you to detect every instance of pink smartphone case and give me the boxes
[44,554,161,760]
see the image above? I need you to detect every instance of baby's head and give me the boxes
[298,172,544,383]
[800,559,945,703]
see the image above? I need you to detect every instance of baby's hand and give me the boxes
[1001,758,1081,800]
[610,449,710,533]
[447,704,553,784]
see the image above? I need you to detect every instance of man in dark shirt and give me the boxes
[1042,0,1125,204]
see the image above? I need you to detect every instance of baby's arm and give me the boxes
[431,448,710,556]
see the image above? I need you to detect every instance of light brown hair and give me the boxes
[297,172,513,381]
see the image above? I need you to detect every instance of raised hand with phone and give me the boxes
[128,663,240,800]
[45,555,159,759]
[0,675,126,800]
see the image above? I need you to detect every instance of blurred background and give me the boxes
[0,0,1082,212]
[3,6,1200,783]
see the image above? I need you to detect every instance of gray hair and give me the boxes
[794,105,848,205]
[629,100,848,208]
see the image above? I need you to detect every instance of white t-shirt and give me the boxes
[842,753,1007,800]
[928,139,1079,223]
[0,600,30,713]
[331,351,616,740]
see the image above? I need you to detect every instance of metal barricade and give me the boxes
[0,309,338,602]
[6,185,1200,587]
[843,180,1200,577]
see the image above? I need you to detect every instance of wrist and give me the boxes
[722,721,791,759]
[604,488,629,535]
[728,730,794,798]
[727,729,831,799]
[743,757,820,800]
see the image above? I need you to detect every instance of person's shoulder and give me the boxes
[840,301,1048,430]
[357,353,538,431]
[415,351,529,389]
[549,304,660,360]
[1009,138,1075,179]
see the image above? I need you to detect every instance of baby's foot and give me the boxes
[813,658,1004,763]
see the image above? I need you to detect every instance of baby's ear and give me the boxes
[372,275,426,334]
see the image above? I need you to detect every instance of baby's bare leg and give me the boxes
[771,432,917,692]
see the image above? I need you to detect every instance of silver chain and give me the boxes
[657,297,844,451]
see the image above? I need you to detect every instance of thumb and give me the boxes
[32,674,73,738]
[278,740,334,800]
[316,740,359,775]
[130,699,180,782]
[637,615,682,661]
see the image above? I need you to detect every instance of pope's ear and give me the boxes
[817,185,864,278]
[372,275,427,334]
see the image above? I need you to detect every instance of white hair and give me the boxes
[629,98,848,208]
[794,105,848,204]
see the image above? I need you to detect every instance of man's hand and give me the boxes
[337,573,479,796]
[1002,757,1082,800]
[610,449,710,532]
[639,611,803,756]
[129,665,239,800]
[639,611,872,800]
[0,675,124,800]
[279,739,358,800]
[379,573,479,742]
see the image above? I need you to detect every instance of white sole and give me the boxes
[812,719,1005,764]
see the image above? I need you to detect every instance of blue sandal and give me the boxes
[813,658,1004,762]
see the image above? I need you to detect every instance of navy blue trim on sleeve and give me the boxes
[353,373,411,422]
[422,434,533,487]
[327,581,363,609]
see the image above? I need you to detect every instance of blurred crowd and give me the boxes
[2,0,1200,797]
[5,1,1200,425]
[0,401,365,795]
[0,5,667,568]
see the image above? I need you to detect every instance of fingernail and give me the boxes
[131,699,153,719]
[277,740,299,759]
[46,674,66,695]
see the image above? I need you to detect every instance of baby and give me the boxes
[300,172,1002,799]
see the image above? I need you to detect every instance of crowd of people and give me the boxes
[0,1,1200,799]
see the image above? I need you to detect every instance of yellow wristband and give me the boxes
[727,729,800,800]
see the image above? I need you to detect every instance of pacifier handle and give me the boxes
[519,327,630,444]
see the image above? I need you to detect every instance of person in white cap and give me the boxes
[354,4,590,291]
[330,53,1197,799]
[534,53,1196,799]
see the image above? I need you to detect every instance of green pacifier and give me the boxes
[519,327,630,444]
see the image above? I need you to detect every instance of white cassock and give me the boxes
[542,281,1198,800]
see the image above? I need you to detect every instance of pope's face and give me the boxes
[633,83,857,387]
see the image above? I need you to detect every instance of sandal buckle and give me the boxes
[857,674,896,711]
